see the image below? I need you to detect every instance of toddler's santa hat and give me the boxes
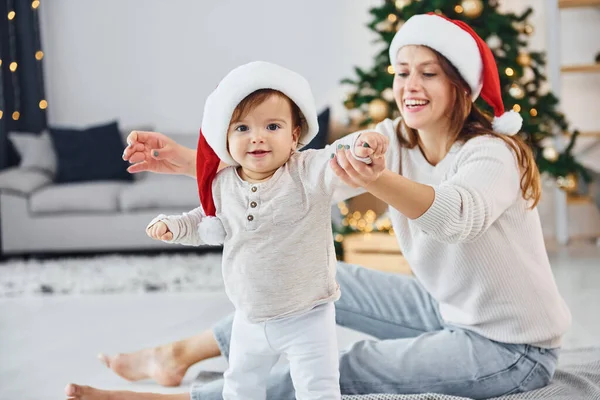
[388,13,522,136]
[196,61,319,244]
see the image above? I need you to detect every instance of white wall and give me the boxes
[39,0,380,134]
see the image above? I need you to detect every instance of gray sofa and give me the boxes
[0,132,206,256]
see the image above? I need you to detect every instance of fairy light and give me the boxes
[387,65,395,74]
[513,104,521,112]
[505,67,514,77]
[35,50,44,60]
[39,99,47,109]
[387,14,397,23]
[9,62,17,72]
[32,0,40,9]
[8,10,15,20]
[530,108,537,117]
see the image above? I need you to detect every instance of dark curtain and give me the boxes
[0,0,47,169]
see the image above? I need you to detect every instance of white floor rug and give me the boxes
[0,252,224,297]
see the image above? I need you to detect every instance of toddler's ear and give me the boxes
[292,126,301,148]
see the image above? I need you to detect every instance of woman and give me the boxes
[66,13,570,400]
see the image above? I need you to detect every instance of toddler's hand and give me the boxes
[146,221,173,241]
[353,132,389,161]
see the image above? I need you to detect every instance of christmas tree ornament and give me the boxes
[486,34,501,49]
[360,87,378,96]
[395,0,411,9]
[368,98,389,122]
[542,146,559,162]
[557,174,577,193]
[376,19,394,32]
[382,87,395,102]
[461,0,483,18]
[344,94,356,110]
[348,108,364,124]
[509,83,525,99]
[517,52,532,67]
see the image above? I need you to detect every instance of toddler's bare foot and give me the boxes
[97,344,187,387]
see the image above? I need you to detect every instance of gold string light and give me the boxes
[8,10,15,20]
[9,62,17,72]
[337,203,394,235]
[387,65,395,74]
[513,104,521,112]
[39,99,47,109]
[32,0,40,9]
[35,50,44,60]
[12,111,20,120]
[505,67,514,77]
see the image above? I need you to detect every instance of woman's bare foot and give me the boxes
[97,345,187,387]
[65,384,112,400]
[64,383,188,400]
[98,330,222,387]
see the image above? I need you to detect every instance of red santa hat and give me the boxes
[388,13,522,136]
[195,61,318,243]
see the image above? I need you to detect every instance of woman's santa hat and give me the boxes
[389,13,522,136]
[196,61,319,244]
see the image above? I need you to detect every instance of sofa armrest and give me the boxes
[0,167,52,196]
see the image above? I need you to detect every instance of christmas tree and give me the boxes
[333,0,590,258]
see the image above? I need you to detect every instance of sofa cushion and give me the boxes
[50,121,133,184]
[30,182,130,214]
[119,176,199,211]
[8,130,57,176]
[0,167,52,195]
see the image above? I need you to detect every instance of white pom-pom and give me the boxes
[197,216,226,245]
[492,110,523,136]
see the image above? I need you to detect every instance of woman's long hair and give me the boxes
[396,47,541,208]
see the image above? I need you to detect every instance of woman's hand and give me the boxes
[330,131,389,188]
[123,131,196,177]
